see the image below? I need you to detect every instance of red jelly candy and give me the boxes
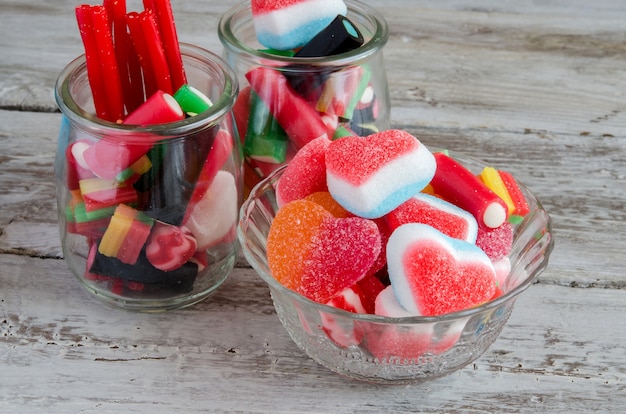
[476,221,514,261]
[267,199,381,303]
[275,136,331,207]
[387,223,496,316]
[145,222,197,271]
[385,193,478,243]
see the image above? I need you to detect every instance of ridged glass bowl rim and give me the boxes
[238,149,554,325]
[218,0,389,67]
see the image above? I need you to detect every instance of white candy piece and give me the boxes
[184,170,238,250]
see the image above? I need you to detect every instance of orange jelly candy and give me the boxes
[267,199,382,303]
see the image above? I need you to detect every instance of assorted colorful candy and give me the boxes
[238,0,387,192]
[64,0,238,298]
[265,129,531,356]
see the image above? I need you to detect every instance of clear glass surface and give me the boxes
[238,150,554,384]
[55,44,243,312]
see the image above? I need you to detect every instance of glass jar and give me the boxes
[55,44,242,311]
[218,0,390,193]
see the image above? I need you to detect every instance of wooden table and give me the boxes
[1,0,624,412]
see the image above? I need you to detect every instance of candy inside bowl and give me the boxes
[237,141,553,384]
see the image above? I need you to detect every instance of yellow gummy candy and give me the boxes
[479,166,515,215]
[98,204,136,257]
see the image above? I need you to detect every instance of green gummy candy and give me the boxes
[173,84,213,116]
[244,91,289,163]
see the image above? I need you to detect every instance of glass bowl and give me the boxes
[237,149,553,384]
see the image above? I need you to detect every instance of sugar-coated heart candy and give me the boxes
[275,136,331,207]
[251,0,348,51]
[386,192,479,244]
[387,223,496,316]
[267,199,381,303]
[184,170,238,250]
[375,285,418,317]
[326,130,436,219]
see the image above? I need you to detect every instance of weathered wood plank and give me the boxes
[0,254,624,413]
[1,1,625,412]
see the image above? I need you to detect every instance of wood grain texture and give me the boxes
[1,255,624,413]
[1,0,625,412]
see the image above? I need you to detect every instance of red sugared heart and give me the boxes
[387,223,496,316]
[325,130,436,219]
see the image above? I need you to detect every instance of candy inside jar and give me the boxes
[55,43,242,311]
[218,0,390,194]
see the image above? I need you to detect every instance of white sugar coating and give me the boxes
[375,285,420,317]
[483,202,507,228]
[326,144,436,219]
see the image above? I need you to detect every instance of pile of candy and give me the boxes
[64,1,238,297]
[266,130,530,350]
[233,0,383,190]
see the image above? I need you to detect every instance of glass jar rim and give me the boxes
[55,43,239,137]
[218,0,389,66]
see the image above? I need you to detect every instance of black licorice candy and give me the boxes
[295,15,364,58]
[90,245,198,293]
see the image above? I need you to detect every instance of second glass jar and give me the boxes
[218,0,390,193]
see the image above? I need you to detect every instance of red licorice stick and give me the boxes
[245,67,329,149]
[429,152,508,229]
[182,129,234,224]
[498,169,530,217]
[83,90,185,179]
[143,0,186,91]
[104,0,144,114]
[90,5,125,122]
[139,10,173,94]
[126,11,158,99]
[75,5,110,121]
